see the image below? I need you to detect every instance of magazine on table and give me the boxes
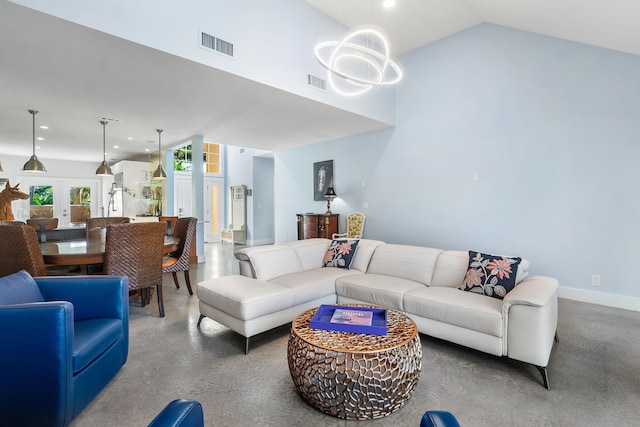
[329,308,373,326]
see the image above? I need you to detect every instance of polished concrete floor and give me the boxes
[72,243,640,427]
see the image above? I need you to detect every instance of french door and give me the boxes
[14,177,99,227]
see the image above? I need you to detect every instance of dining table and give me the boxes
[40,236,180,270]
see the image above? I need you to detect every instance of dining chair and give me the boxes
[86,216,130,239]
[0,223,48,277]
[26,217,59,242]
[162,217,197,295]
[159,215,179,236]
[104,222,167,317]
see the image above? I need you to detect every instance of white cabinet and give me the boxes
[111,160,160,217]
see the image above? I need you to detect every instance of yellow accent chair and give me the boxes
[332,212,365,239]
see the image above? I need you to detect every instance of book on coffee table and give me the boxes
[330,308,373,326]
[310,305,387,335]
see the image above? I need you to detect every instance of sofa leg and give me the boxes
[536,365,550,390]
[244,337,250,355]
[555,331,559,343]
[197,314,205,327]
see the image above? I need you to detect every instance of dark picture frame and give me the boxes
[313,160,333,201]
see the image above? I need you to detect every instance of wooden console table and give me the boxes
[297,213,338,240]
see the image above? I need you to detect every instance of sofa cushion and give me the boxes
[197,275,294,320]
[73,318,123,374]
[0,270,44,305]
[367,244,443,285]
[288,239,331,271]
[350,240,385,273]
[459,251,523,299]
[271,267,357,305]
[404,286,504,337]
[242,246,303,281]
[431,250,469,288]
[336,273,424,311]
[323,239,359,269]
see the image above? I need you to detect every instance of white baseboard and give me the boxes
[559,286,640,312]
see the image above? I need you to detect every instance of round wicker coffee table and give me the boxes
[287,305,422,420]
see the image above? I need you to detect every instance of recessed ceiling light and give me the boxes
[36,137,44,141]
[113,145,119,149]
[383,0,396,8]
[127,137,133,140]
[39,125,49,129]
[145,148,150,152]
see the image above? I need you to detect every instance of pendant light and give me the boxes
[22,109,47,172]
[152,129,167,179]
[95,120,113,176]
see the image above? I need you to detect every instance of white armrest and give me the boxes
[503,275,558,307]
[502,275,559,366]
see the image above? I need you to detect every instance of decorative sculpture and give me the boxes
[0,182,29,221]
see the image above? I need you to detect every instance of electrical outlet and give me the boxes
[591,274,601,286]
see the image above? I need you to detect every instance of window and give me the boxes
[173,142,220,174]
[29,185,54,218]
[204,143,220,174]
[69,186,91,224]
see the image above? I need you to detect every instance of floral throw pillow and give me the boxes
[459,250,522,299]
[323,239,360,269]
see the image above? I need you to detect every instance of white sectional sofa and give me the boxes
[232,238,559,388]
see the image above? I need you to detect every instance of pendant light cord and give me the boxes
[101,120,108,161]
[29,109,38,155]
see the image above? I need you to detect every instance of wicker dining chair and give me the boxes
[86,217,130,239]
[104,222,167,317]
[26,217,58,242]
[162,217,197,295]
[0,224,48,277]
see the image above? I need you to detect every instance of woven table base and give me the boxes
[287,306,422,420]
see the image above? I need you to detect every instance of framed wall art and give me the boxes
[313,160,333,201]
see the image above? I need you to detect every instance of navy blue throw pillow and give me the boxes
[459,250,522,299]
[323,240,360,269]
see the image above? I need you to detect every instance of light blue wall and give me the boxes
[276,23,640,302]
[252,157,275,245]
[226,146,272,244]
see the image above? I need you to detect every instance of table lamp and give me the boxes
[324,186,336,215]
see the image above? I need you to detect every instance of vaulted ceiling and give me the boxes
[1,0,638,165]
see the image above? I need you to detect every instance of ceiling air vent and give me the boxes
[200,31,234,57]
[307,74,326,91]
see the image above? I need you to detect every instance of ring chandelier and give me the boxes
[314,26,402,96]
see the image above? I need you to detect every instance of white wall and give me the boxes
[0,154,112,215]
[9,0,395,126]
[276,24,640,311]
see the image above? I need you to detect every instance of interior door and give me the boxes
[203,177,223,242]
[174,175,193,218]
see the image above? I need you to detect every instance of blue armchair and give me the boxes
[0,271,129,427]
[149,399,205,427]
[420,410,461,427]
